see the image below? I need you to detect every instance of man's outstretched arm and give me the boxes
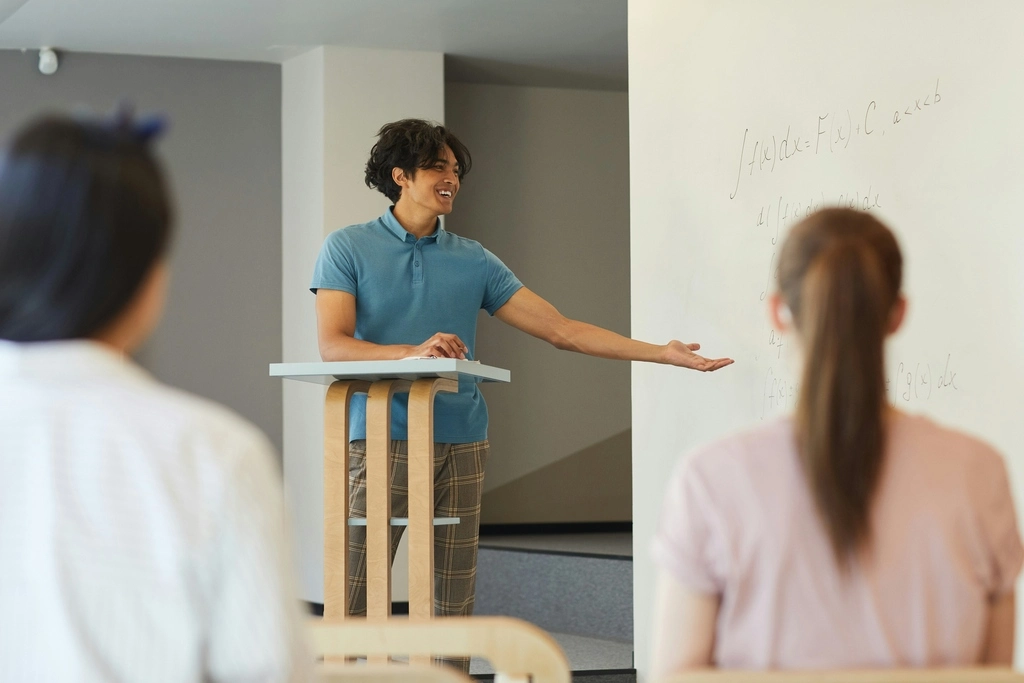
[493,288,733,372]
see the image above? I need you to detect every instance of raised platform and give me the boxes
[478,532,631,559]
[473,530,634,682]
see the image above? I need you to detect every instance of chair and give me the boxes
[308,616,571,683]
[318,662,472,682]
[662,669,1024,683]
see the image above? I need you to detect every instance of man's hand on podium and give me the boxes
[408,332,468,360]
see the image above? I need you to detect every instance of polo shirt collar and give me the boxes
[381,207,444,244]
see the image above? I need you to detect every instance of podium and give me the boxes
[271,360,510,624]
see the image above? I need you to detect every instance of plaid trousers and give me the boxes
[346,439,489,619]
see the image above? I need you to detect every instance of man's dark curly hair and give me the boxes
[364,119,472,203]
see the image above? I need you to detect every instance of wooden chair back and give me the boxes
[318,661,472,682]
[309,616,571,683]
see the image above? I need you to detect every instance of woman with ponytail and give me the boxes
[650,208,1022,675]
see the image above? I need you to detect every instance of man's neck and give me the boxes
[392,201,439,239]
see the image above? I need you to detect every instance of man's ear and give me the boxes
[392,167,406,188]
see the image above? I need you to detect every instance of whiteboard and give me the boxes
[629,0,1024,676]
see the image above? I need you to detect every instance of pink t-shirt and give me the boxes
[652,412,1024,669]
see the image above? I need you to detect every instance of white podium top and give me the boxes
[269,359,510,386]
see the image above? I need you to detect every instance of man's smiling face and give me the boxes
[396,144,461,217]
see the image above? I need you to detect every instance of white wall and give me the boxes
[282,46,444,603]
[445,82,632,524]
[630,0,1024,677]
[0,51,284,453]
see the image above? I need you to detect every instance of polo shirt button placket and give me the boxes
[413,243,423,284]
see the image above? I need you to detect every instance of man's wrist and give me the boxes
[650,342,671,364]
[388,344,414,360]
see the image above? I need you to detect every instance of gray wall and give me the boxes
[445,82,631,524]
[0,50,283,452]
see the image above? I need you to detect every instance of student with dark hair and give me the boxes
[311,118,733,669]
[650,208,1022,675]
[0,115,309,682]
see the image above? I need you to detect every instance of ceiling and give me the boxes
[0,0,628,90]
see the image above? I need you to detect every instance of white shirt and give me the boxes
[0,340,311,682]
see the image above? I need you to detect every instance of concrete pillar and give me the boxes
[282,46,444,602]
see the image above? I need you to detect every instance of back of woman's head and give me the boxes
[0,114,172,342]
[777,208,903,566]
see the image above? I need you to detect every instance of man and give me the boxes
[311,119,731,667]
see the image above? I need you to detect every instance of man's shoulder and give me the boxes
[439,230,487,255]
[325,218,385,245]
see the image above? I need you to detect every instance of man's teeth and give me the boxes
[438,190,452,197]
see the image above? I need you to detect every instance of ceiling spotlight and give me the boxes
[38,47,58,75]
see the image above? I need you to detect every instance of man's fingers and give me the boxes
[431,333,468,358]
[703,358,734,372]
[446,337,466,358]
[686,353,734,372]
[434,339,460,358]
[439,339,457,357]
[448,335,469,358]
[429,335,456,358]
[687,343,701,351]
[450,335,469,354]
[419,335,455,357]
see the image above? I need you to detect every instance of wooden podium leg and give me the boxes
[323,380,369,621]
[365,379,411,623]
[407,377,459,665]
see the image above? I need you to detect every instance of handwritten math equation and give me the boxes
[887,354,959,407]
[759,354,960,420]
[754,187,883,303]
[740,76,958,423]
[761,366,798,418]
[729,79,942,200]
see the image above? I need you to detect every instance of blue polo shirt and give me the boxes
[310,208,523,443]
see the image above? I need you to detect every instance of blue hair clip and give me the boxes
[106,102,167,144]
[131,116,166,142]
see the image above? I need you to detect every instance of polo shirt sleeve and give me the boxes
[310,229,357,295]
[481,247,523,315]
